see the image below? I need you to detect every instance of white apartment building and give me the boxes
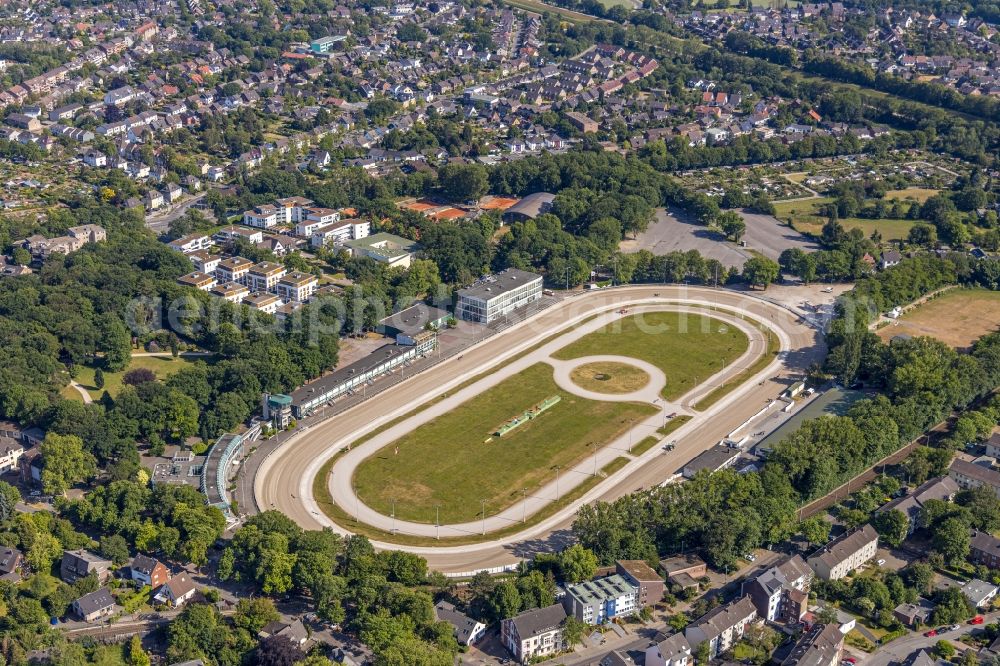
[216,256,254,285]
[310,219,371,248]
[807,525,879,581]
[210,282,250,304]
[246,261,287,293]
[177,271,217,291]
[295,207,340,237]
[168,233,213,254]
[189,251,220,275]
[0,437,24,473]
[243,293,281,315]
[275,196,314,224]
[243,204,279,228]
[275,272,318,303]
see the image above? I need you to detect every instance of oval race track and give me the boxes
[254,285,825,574]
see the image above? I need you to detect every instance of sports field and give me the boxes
[353,363,656,524]
[876,288,1000,349]
[551,312,749,400]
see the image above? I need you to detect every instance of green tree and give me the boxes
[438,163,488,202]
[872,509,909,547]
[799,516,831,546]
[234,597,281,634]
[39,433,97,496]
[488,580,521,622]
[558,544,598,583]
[718,211,746,243]
[933,517,971,564]
[102,315,132,372]
[127,635,151,666]
[94,367,105,390]
[0,480,21,521]
[742,257,780,290]
[562,616,587,647]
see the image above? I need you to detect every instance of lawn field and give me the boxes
[792,216,916,241]
[876,289,1000,349]
[884,188,939,203]
[353,363,656,524]
[69,355,210,400]
[570,361,650,394]
[552,312,749,400]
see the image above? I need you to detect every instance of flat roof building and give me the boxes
[563,574,638,625]
[456,268,543,324]
[287,338,436,418]
[344,232,421,268]
[682,445,741,479]
[379,303,451,344]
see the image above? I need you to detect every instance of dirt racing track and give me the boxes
[254,285,825,574]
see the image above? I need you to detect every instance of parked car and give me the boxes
[971,616,985,625]
[744,553,756,562]
[876,559,886,566]
[843,657,857,664]
[924,630,937,637]
[951,624,961,631]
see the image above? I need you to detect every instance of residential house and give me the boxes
[0,436,23,473]
[259,619,309,646]
[683,596,758,658]
[971,530,1000,568]
[73,587,115,622]
[962,579,998,608]
[435,601,487,646]
[645,633,692,666]
[0,546,21,582]
[806,525,879,580]
[875,476,958,536]
[880,250,902,269]
[155,573,197,607]
[893,598,935,628]
[145,190,164,211]
[61,550,112,583]
[985,430,1000,458]
[742,555,812,623]
[779,623,844,666]
[950,458,1000,496]
[129,555,169,588]
[501,603,567,664]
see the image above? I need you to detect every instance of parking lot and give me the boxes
[620,207,754,268]
[737,209,819,260]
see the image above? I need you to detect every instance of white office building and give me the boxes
[456,268,543,324]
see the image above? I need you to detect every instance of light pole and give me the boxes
[353,485,359,524]
[522,488,527,523]
[391,498,396,534]
[554,465,561,500]
[592,443,598,476]
[435,505,440,540]
[480,499,486,535]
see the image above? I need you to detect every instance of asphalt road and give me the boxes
[144,191,208,234]
[254,285,825,573]
[860,611,1000,666]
